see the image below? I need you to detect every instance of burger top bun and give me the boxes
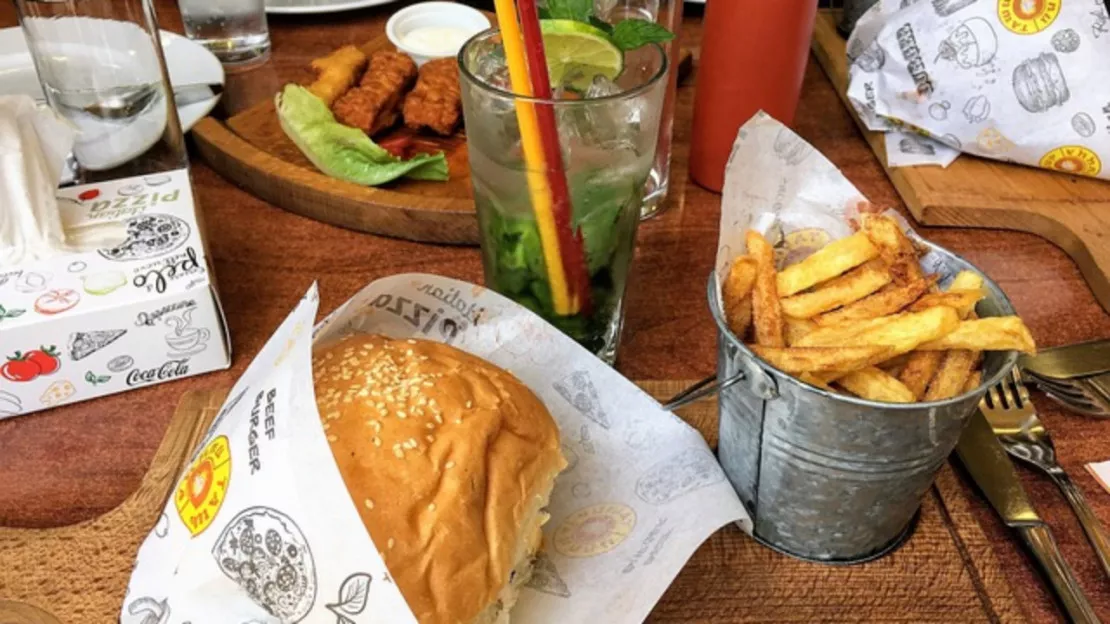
[312,334,566,624]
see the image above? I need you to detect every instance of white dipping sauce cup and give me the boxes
[386,2,491,67]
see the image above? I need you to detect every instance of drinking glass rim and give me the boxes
[456,27,669,106]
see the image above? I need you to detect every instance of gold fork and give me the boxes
[981,368,1110,580]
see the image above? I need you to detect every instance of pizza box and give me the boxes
[0,168,231,418]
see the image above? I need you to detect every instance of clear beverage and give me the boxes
[598,0,683,220]
[179,0,270,67]
[15,1,188,181]
[459,31,667,364]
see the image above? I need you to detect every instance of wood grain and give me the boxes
[1,3,1108,622]
[0,383,1023,623]
[0,390,226,624]
[810,10,1110,314]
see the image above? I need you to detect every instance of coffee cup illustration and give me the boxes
[164,308,210,356]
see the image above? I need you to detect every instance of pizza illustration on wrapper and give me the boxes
[212,507,317,623]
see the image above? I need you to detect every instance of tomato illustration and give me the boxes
[34,289,80,315]
[25,346,61,376]
[1,353,42,382]
[78,189,101,201]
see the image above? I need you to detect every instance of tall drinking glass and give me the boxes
[459,31,667,364]
[178,0,270,68]
[597,0,683,220]
[15,0,187,181]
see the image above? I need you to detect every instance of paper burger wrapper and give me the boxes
[123,276,750,624]
[845,0,1110,179]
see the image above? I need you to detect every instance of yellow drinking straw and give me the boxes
[492,0,575,316]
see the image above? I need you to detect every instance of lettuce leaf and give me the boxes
[275,84,448,186]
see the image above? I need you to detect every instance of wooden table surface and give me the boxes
[2,2,1110,622]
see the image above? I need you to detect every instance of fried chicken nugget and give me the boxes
[402,57,462,136]
[333,50,417,136]
[308,45,368,106]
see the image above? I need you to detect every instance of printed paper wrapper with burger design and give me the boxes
[0,169,230,419]
[122,275,751,623]
[845,0,1110,179]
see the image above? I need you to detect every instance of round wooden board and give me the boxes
[190,33,481,245]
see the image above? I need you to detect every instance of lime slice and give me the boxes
[539,20,623,92]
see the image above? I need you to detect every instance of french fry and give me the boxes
[899,272,985,398]
[906,289,983,314]
[836,367,917,403]
[879,352,913,377]
[800,306,960,358]
[924,349,979,401]
[917,317,1036,354]
[796,315,904,347]
[799,372,834,389]
[784,317,819,346]
[812,276,936,326]
[723,256,758,338]
[749,345,893,375]
[963,370,983,393]
[747,231,786,347]
[861,214,924,284]
[946,270,985,318]
[898,351,944,399]
[780,261,892,318]
[776,232,880,297]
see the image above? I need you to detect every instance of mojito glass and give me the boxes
[458,30,667,364]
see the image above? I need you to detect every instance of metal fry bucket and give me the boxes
[700,241,1020,563]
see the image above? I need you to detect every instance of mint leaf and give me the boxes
[544,0,593,22]
[538,6,552,19]
[610,19,675,51]
[589,16,615,34]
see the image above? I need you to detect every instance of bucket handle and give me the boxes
[662,372,747,411]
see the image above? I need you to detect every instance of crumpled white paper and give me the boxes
[846,0,1110,179]
[123,275,750,624]
[713,112,956,298]
[0,95,76,267]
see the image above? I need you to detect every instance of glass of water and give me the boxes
[596,0,683,220]
[178,0,271,68]
[15,0,187,180]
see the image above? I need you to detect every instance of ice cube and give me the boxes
[585,75,621,99]
[474,53,511,91]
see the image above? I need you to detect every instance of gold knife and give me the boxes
[956,411,1100,624]
[1020,339,1110,380]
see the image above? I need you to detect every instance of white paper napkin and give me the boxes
[0,95,76,267]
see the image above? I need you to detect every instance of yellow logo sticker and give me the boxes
[998,0,1061,33]
[554,503,636,558]
[175,435,231,536]
[1040,146,1102,178]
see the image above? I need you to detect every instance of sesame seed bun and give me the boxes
[312,334,566,624]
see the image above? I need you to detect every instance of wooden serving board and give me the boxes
[0,381,1026,623]
[810,10,1110,314]
[191,20,693,247]
[192,32,480,245]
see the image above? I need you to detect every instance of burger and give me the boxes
[312,334,567,624]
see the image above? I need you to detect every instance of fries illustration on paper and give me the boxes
[720,216,1036,404]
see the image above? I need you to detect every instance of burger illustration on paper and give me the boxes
[1013,53,1070,113]
[936,18,998,68]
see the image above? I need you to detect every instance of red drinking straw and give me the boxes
[515,0,593,314]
